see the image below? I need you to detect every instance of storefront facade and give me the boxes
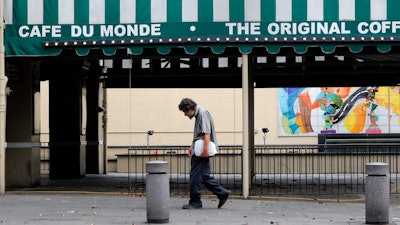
[1,0,400,197]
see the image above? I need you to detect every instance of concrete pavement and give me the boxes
[2,174,400,225]
[1,192,400,225]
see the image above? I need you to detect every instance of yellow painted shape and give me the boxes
[343,104,367,133]
[295,114,306,133]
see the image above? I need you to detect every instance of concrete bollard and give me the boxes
[365,162,389,224]
[146,160,169,223]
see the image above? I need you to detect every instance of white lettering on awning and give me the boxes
[18,25,62,38]
[225,23,261,35]
[357,21,400,34]
[100,24,161,37]
[267,22,351,35]
[71,25,94,37]
[15,21,400,39]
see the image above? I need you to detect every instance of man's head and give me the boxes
[179,98,197,119]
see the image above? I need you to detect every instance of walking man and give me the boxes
[178,98,230,209]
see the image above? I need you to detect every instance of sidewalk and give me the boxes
[2,173,400,225]
[1,192,400,225]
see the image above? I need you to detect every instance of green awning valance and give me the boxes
[4,0,400,56]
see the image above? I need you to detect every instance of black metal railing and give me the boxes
[122,146,243,196]
[40,144,400,197]
[121,144,400,197]
[252,144,400,197]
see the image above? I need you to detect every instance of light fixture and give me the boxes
[146,130,154,149]
[262,128,269,145]
[97,106,105,113]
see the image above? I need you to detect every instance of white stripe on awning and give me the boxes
[182,0,198,22]
[120,0,136,23]
[3,0,393,25]
[307,0,323,21]
[89,0,105,24]
[245,0,260,22]
[213,0,230,22]
[28,0,43,24]
[371,0,387,20]
[4,0,13,24]
[59,0,74,24]
[151,0,167,23]
[339,0,355,21]
[276,0,292,22]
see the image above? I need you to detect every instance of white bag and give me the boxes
[194,139,217,157]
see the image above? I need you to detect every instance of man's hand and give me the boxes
[187,146,192,156]
[201,133,211,158]
[200,148,209,158]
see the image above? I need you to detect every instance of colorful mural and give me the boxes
[278,86,400,136]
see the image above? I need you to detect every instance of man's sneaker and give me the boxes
[182,204,202,209]
[218,192,230,208]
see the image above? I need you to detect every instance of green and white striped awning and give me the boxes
[4,0,400,56]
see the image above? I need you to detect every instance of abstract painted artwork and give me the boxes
[278,86,400,136]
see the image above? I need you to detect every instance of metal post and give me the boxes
[388,87,391,133]
[102,79,107,174]
[146,160,169,223]
[365,162,390,224]
[0,0,8,195]
[146,130,154,149]
[242,54,249,199]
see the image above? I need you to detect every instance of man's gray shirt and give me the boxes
[192,106,218,151]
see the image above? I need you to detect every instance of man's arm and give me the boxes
[201,133,210,158]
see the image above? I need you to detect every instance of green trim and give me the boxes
[44,0,58,24]
[293,0,307,22]
[130,46,144,55]
[103,47,117,56]
[136,0,151,23]
[167,0,182,22]
[355,0,370,21]
[377,44,392,53]
[348,44,363,53]
[76,48,90,56]
[74,0,89,24]
[261,0,275,22]
[230,0,244,22]
[157,45,172,55]
[198,0,213,22]
[238,45,252,54]
[387,0,400,20]
[13,0,27,24]
[183,45,198,54]
[324,0,339,22]
[5,39,400,57]
[105,0,120,24]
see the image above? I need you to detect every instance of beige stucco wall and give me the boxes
[37,84,318,173]
[105,88,316,146]
[40,85,316,146]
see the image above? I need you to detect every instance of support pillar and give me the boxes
[242,54,254,199]
[49,61,86,178]
[6,61,41,188]
[0,74,5,194]
[86,65,104,174]
[0,0,6,194]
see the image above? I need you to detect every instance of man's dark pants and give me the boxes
[189,155,229,207]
